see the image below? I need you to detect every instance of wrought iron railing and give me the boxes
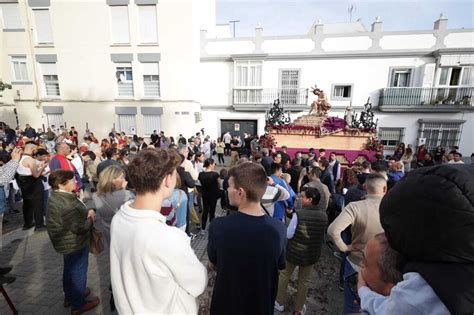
[233,88,308,106]
[379,87,473,106]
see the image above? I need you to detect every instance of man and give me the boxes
[223,131,232,156]
[229,135,240,167]
[303,167,330,212]
[178,144,199,234]
[328,173,387,314]
[0,147,22,284]
[318,148,326,161]
[16,142,48,230]
[359,165,473,314]
[261,148,273,175]
[110,149,207,313]
[208,162,287,314]
[357,160,371,185]
[277,146,291,171]
[261,176,290,217]
[137,137,148,151]
[275,187,328,315]
[448,152,464,164]
[270,163,292,221]
[50,143,82,192]
[388,161,404,188]
[82,151,99,189]
[418,153,435,167]
[24,124,36,139]
[328,152,341,183]
[287,158,303,193]
[433,145,445,164]
[150,130,159,147]
[319,158,335,194]
[357,233,403,297]
[202,137,212,159]
[96,148,122,177]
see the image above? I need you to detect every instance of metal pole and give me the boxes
[229,20,240,38]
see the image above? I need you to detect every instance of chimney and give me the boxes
[434,13,448,30]
[371,16,382,32]
[255,22,263,37]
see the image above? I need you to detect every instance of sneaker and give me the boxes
[294,304,307,315]
[64,287,91,307]
[200,229,206,235]
[22,224,35,230]
[71,297,100,315]
[0,275,16,285]
[190,233,198,241]
[332,251,343,260]
[35,226,47,232]
[0,266,12,275]
[274,301,284,312]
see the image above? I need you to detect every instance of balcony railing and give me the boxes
[379,87,473,107]
[233,88,308,106]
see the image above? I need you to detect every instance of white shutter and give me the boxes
[46,114,63,128]
[111,6,130,44]
[40,63,57,75]
[139,5,158,43]
[142,63,159,75]
[143,115,161,135]
[118,114,136,134]
[422,63,436,87]
[1,4,22,29]
[33,9,53,44]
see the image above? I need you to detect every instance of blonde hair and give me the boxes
[96,165,126,196]
[280,173,291,184]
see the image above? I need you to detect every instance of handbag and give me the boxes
[90,226,104,255]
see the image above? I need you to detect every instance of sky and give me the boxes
[216,0,474,37]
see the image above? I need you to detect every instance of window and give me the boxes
[110,6,130,44]
[378,128,405,152]
[419,121,463,151]
[437,67,472,86]
[332,84,352,100]
[40,63,60,96]
[389,68,412,87]
[11,56,29,81]
[46,113,63,128]
[138,5,158,43]
[142,63,160,97]
[143,114,160,135]
[0,3,22,29]
[33,9,53,44]
[461,67,472,86]
[234,61,263,103]
[116,64,134,97]
[280,69,300,105]
[118,114,136,135]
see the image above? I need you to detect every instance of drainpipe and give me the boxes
[22,0,41,109]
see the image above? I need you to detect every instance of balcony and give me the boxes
[379,87,474,112]
[233,88,309,111]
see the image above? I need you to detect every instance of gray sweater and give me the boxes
[88,189,134,247]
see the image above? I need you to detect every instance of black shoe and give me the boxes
[22,224,35,230]
[2,219,8,224]
[0,267,12,275]
[35,226,47,232]
[0,275,16,285]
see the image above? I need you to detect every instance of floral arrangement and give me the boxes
[366,136,384,152]
[258,133,277,149]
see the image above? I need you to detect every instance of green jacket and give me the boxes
[47,190,92,254]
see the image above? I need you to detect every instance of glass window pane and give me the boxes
[461,67,472,85]
[439,68,449,85]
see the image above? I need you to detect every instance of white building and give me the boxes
[0,0,215,139]
[199,16,474,155]
[1,1,473,155]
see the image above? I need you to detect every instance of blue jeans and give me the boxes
[63,245,89,310]
[0,186,5,215]
[343,258,361,314]
[185,191,194,234]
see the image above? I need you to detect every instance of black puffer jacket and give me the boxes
[380,164,474,314]
[286,204,328,266]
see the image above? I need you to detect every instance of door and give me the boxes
[220,119,258,139]
[280,69,300,105]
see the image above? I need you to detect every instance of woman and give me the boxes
[46,170,100,313]
[394,142,405,160]
[198,158,220,234]
[118,148,130,167]
[401,147,414,172]
[89,165,133,312]
[216,138,225,165]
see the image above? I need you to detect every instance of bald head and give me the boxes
[364,173,387,195]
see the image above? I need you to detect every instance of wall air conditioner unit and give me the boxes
[194,112,202,123]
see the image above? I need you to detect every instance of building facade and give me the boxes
[0,0,215,139]
[1,0,473,155]
[199,16,474,155]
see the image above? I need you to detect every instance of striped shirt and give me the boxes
[261,184,290,217]
[0,160,19,185]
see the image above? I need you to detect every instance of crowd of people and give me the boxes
[0,123,473,314]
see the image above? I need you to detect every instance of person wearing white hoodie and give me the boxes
[110,149,207,314]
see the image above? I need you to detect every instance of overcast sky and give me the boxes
[216,0,474,37]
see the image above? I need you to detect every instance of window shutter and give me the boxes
[421,64,436,87]
[1,4,22,29]
[139,5,158,43]
[118,114,136,134]
[46,114,63,128]
[111,6,130,44]
[143,115,161,135]
[33,9,54,44]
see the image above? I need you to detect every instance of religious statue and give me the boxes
[344,102,355,127]
[265,98,291,126]
[309,85,331,116]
